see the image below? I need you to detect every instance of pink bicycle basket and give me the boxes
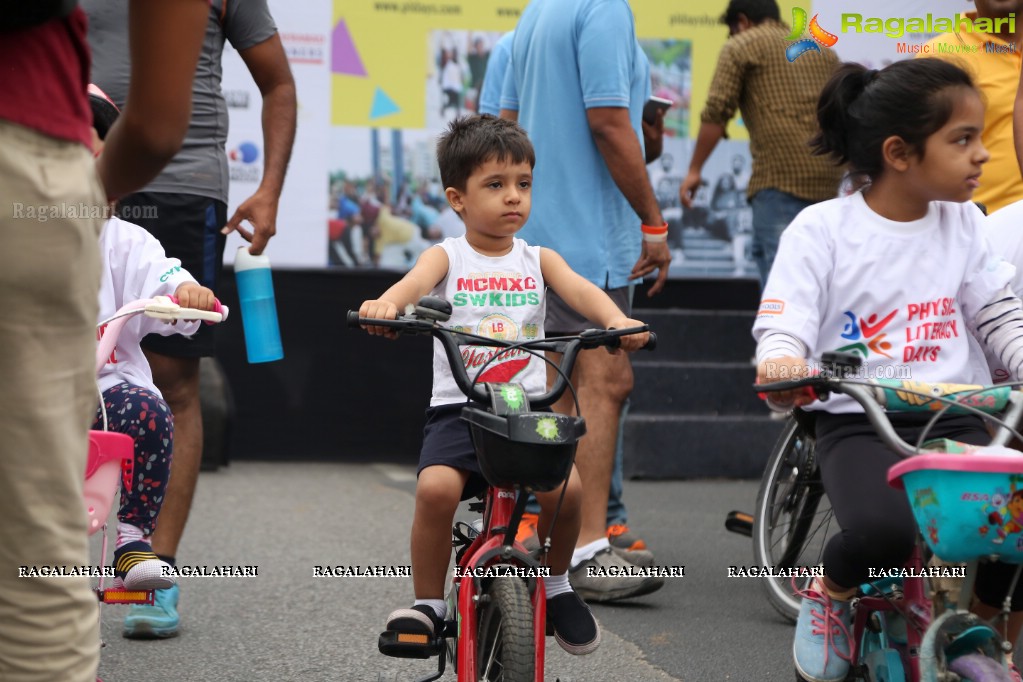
[84,431,133,536]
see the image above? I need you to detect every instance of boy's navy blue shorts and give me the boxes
[418,403,488,501]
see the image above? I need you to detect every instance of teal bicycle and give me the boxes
[758,352,1023,682]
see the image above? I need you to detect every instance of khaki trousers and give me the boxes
[0,120,103,682]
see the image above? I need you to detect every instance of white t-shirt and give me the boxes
[753,192,1013,412]
[429,236,547,407]
[97,217,200,397]
[983,199,1023,381]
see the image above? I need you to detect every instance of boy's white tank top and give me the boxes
[430,236,547,407]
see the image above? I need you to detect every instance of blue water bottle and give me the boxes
[234,246,284,363]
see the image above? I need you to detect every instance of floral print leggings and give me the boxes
[91,383,173,538]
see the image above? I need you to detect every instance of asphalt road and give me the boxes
[92,462,800,682]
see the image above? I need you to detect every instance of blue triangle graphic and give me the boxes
[370,87,401,119]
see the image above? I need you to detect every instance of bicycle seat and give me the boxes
[888,448,1023,563]
[84,431,133,536]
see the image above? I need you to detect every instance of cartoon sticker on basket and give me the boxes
[910,487,941,546]
[981,481,1023,545]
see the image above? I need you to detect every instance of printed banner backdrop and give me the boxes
[220,0,968,276]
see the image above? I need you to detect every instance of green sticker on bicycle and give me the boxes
[500,385,524,411]
[535,417,560,441]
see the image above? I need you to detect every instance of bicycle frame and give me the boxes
[453,487,547,680]
[758,354,1023,681]
[847,545,931,680]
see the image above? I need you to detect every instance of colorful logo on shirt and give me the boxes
[785,7,838,62]
[478,313,518,341]
[836,309,898,359]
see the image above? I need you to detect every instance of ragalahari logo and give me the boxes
[785,7,839,62]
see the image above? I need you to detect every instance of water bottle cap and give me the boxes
[234,246,271,272]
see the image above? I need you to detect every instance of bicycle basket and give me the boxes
[461,406,585,492]
[888,447,1023,563]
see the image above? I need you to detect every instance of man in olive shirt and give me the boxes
[680,0,842,286]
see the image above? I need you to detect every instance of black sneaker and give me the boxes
[385,604,442,637]
[546,591,600,655]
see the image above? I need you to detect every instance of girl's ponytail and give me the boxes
[810,63,874,166]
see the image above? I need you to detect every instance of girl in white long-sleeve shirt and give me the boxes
[90,87,218,591]
[754,59,1023,682]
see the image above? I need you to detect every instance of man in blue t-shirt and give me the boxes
[501,0,670,603]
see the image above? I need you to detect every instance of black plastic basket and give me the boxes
[461,406,585,492]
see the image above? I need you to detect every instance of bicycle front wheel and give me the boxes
[753,413,836,622]
[476,576,535,682]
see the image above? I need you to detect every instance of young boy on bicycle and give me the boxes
[91,86,218,597]
[359,114,651,655]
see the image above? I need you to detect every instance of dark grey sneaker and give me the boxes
[568,547,664,602]
[546,591,600,655]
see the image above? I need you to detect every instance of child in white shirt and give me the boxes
[754,59,1023,682]
[90,86,218,592]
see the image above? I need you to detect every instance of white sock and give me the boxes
[115,522,144,550]
[414,599,447,620]
[571,538,611,567]
[544,572,572,599]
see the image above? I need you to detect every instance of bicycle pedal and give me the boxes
[378,630,444,659]
[725,510,754,537]
[99,588,154,605]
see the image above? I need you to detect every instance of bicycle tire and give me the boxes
[947,653,1014,682]
[476,576,535,682]
[753,414,836,622]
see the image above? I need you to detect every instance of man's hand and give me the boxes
[679,169,703,209]
[642,109,665,164]
[174,283,216,311]
[630,240,672,296]
[358,299,400,339]
[222,188,279,256]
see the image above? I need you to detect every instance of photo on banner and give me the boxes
[219,0,981,275]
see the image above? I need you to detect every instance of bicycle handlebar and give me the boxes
[97,296,228,374]
[756,374,1023,457]
[347,309,655,408]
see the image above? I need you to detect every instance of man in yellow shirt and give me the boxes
[922,0,1023,213]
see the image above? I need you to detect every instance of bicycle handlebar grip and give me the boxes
[644,332,657,351]
[346,310,362,328]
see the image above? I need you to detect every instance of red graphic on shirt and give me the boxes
[904,297,959,363]
[96,324,117,365]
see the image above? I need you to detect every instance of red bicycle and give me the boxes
[349,296,654,682]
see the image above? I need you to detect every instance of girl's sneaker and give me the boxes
[792,578,853,682]
[113,540,176,591]
[546,591,600,655]
[123,584,180,639]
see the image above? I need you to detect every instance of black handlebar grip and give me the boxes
[346,310,362,328]
[643,332,657,351]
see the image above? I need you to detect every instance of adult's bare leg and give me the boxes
[145,351,202,558]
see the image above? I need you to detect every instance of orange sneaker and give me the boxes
[607,524,647,551]
[516,512,540,541]
[516,512,541,553]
